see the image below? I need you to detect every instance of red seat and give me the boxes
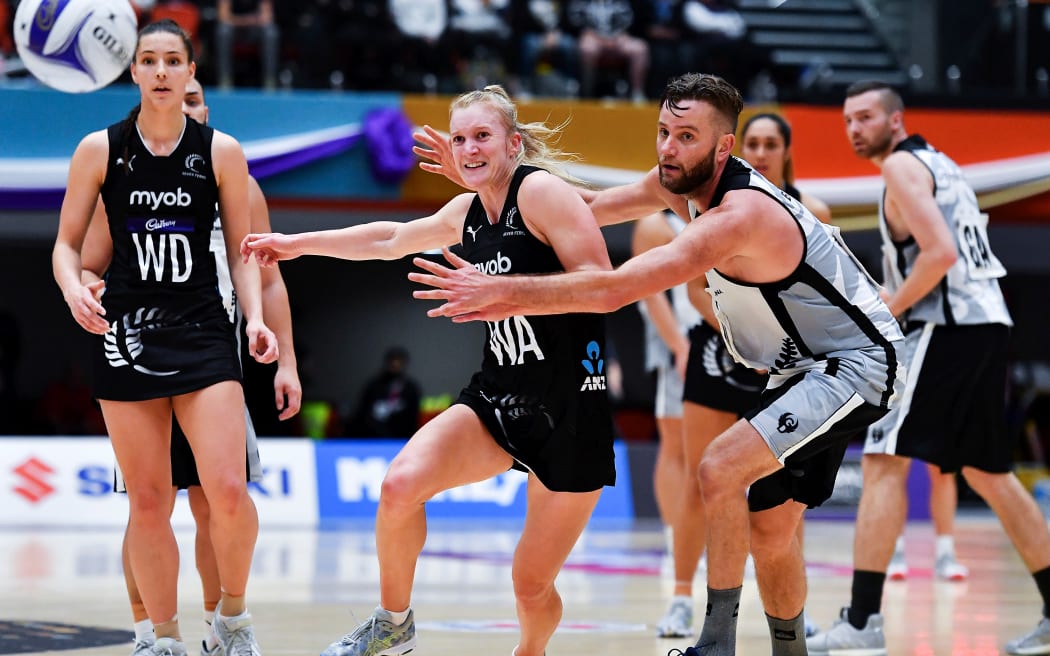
[149,2,203,55]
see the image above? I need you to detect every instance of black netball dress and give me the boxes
[453,166,616,493]
[94,116,241,401]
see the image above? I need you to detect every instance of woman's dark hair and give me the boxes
[120,19,196,174]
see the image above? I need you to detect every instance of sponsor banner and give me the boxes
[315,439,634,520]
[0,437,317,527]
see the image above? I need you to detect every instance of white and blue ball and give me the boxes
[14,0,138,93]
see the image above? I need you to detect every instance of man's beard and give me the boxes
[854,130,894,160]
[660,146,717,195]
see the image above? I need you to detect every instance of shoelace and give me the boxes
[223,625,258,656]
[341,615,376,645]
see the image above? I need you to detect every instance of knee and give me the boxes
[512,568,554,607]
[697,454,732,502]
[861,455,911,487]
[379,464,427,512]
[202,476,249,516]
[127,484,172,521]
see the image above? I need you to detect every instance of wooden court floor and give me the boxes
[0,512,1045,656]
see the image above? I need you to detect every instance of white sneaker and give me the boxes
[804,612,821,638]
[321,607,417,656]
[886,547,908,581]
[213,608,261,656]
[806,607,886,656]
[131,637,156,656]
[656,596,693,638]
[1006,617,1050,655]
[147,638,188,656]
[934,553,969,581]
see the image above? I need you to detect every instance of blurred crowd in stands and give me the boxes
[0,0,764,102]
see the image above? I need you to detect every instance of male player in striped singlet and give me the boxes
[411,72,904,656]
[807,80,1050,656]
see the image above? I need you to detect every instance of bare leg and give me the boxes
[103,398,181,637]
[375,405,514,612]
[188,486,221,613]
[672,402,736,597]
[928,464,957,537]
[174,382,256,616]
[750,502,808,619]
[854,454,912,572]
[699,420,784,591]
[695,420,786,653]
[512,478,601,656]
[962,468,1050,572]
[654,415,685,537]
[122,487,180,626]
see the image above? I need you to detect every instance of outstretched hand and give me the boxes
[412,125,468,189]
[241,232,299,267]
[409,247,519,322]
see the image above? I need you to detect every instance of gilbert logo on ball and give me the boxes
[14,0,138,93]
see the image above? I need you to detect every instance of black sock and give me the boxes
[848,570,886,630]
[766,611,807,656]
[1034,566,1050,618]
[694,586,742,656]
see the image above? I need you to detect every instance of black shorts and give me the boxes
[746,373,889,512]
[455,373,616,493]
[682,322,768,416]
[864,322,1012,474]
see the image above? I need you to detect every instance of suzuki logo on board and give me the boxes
[13,457,56,503]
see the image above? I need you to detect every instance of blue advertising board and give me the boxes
[315,439,634,521]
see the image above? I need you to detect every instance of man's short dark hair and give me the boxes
[661,73,744,133]
[845,80,904,113]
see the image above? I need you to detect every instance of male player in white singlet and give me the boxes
[806,80,1050,656]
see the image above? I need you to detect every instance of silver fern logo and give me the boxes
[701,333,735,377]
[104,308,180,376]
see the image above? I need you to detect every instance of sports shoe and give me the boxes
[1005,617,1050,655]
[147,638,188,656]
[656,597,694,638]
[804,612,821,638]
[131,638,157,656]
[200,638,222,656]
[213,611,261,656]
[320,607,417,656]
[886,546,908,581]
[934,553,969,581]
[806,607,886,655]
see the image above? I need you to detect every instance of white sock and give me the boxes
[935,535,955,560]
[219,608,249,623]
[382,607,411,626]
[671,594,692,606]
[893,535,906,556]
[134,619,154,643]
[203,615,219,649]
